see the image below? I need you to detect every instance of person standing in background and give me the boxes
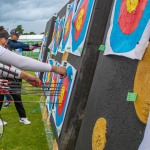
[8,28,42,55]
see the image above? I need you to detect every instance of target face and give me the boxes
[57,17,65,53]
[38,34,48,61]
[104,0,150,60]
[36,34,48,77]
[50,18,60,55]
[52,63,77,136]
[43,58,55,111]
[71,0,95,56]
[57,77,69,116]
[47,73,59,112]
[43,59,54,87]
[59,1,77,52]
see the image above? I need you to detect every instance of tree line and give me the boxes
[16,25,44,35]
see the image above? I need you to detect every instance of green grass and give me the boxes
[0,71,49,150]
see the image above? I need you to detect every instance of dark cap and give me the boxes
[10,29,21,36]
[0,32,10,39]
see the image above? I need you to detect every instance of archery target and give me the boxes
[104,0,150,60]
[52,62,77,137]
[49,18,60,56]
[59,1,77,53]
[69,0,95,56]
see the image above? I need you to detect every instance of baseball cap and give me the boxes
[0,32,10,39]
[10,29,21,36]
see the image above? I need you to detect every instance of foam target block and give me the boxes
[134,43,150,124]
[76,54,145,150]
[50,0,115,149]
[92,118,107,150]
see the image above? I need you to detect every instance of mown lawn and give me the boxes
[0,71,49,150]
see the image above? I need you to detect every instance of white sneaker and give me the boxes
[19,118,31,125]
[0,121,7,126]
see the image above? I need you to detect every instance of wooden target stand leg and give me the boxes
[134,43,150,124]
[62,52,69,62]
[53,139,58,150]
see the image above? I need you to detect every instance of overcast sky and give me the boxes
[0,0,68,34]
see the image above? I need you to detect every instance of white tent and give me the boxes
[19,34,44,42]
[19,35,44,52]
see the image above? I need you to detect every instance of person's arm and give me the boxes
[0,47,66,77]
[23,42,42,51]
[0,63,21,79]
[0,48,51,72]
[8,40,30,50]
[32,42,42,47]
[22,42,42,51]
[0,63,41,86]
[32,43,39,47]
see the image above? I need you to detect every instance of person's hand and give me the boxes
[29,45,34,50]
[20,71,42,86]
[51,66,66,78]
[38,42,42,47]
[0,85,9,94]
[0,79,10,94]
[57,66,66,78]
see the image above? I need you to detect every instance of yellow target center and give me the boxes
[58,86,65,106]
[47,72,51,81]
[75,8,84,31]
[126,0,139,13]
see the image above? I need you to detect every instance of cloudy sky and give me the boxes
[0,0,68,34]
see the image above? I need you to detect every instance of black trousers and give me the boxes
[0,79,26,118]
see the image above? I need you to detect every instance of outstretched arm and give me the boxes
[7,40,29,50]
[0,47,51,72]
[0,46,66,77]
[0,63,41,86]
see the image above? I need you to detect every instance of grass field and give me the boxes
[0,71,49,150]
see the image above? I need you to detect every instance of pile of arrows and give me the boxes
[0,79,62,104]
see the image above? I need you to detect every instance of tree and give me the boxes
[23,33,29,35]
[16,25,24,35]
[29,31,36,35]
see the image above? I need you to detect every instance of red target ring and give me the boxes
[119,0,148,34]
[58,77,69,116]
[74,0,88,41]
